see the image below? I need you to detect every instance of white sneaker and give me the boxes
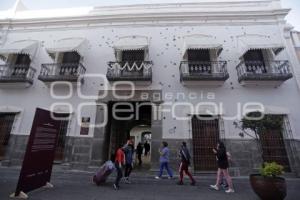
[113,184,119,190]
[155,176,161,179]
[225,188,235,193]
[210,185,219,191]
[124,178,131,184]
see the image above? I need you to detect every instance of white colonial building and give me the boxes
[0,0,300,176]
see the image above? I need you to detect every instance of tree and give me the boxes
[234,112,284,165]
[234,112,283,139]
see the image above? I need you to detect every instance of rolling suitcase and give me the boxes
[93,161,115,185]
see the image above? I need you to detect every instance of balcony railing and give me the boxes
[38,63,86,82]
[106,61,152,82]
[0,64,36,84]
[179,61,229,82]
[236,60,293,83]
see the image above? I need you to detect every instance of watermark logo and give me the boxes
[48,73,266,128]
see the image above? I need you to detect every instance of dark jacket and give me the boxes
[124,144,134,164]
[136,144,143,155]
[144,142,150,152]
[179,146,191,165]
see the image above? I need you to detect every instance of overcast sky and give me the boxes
[0,0,299,30]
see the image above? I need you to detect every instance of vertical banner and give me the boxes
[14,108,62,196]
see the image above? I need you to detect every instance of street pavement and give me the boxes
[1,166,300,200]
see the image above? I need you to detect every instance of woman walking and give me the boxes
[155,141,173,179]
[113,145,125,190]
[210,141,234,193]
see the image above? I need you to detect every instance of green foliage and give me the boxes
[260,162,284,177]
[241,112,283,135]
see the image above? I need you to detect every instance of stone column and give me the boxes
[90,102,108,166]
[150,103,163,171]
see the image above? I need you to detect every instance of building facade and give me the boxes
[1,0,300,176]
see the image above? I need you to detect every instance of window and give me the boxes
[243,50,267,73]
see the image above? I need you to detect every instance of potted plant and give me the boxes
[234,112,287,200]
[250,162,287,200]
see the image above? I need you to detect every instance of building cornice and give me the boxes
[0,9,290,29]
[0,1,289,28]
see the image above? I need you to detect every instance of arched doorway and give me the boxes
[130,125,151,169]
[104,102,152,169]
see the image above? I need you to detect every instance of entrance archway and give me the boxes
[105,102,152,166]
[92,89,163,169]
[130,125,151,168]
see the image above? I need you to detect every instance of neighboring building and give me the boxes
[0,0,300,176]
[291,31,300,63]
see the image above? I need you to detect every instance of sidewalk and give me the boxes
[1,166,299,200]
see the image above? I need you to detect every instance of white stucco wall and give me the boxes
[1,0,300,141]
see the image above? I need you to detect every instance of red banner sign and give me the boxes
[15,108,62,196]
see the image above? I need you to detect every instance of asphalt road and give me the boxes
[1,167,300,200]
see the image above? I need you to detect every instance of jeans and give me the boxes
[125,164,132,178]
[137,154,142,166]
[158,162,173,177]
[114,163,123,187]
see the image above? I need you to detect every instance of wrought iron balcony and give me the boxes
[38,63,86,83]
[0,64,36,86]
[179,61,229,85]
[106,61,152,83]
[236,60,293,85]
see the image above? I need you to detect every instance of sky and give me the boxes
[0,0,299,30]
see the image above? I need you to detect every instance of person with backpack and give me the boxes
[124,140,134,184]
[210,141,234,193]
[155,141,173,179]
[177,142,196,185]
[113,145,125,190]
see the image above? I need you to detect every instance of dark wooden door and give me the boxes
[121,50,145,76]
[192,115,219,171]
[12,54,31,76]
[243,50,267,73]
[260,129,291,172]
[60,52,81,76]
[188,49,211,62]
[0,114,15,160]
[54,116,69,162]
[122,50,145,61]
[62,52,80,64]
[187,49,212,74]
[15,54,31,65]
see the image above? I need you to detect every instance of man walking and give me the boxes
[124,140,134,183]
[144,141,150,156]
[177,142,196,185]
[136,142,143,166]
